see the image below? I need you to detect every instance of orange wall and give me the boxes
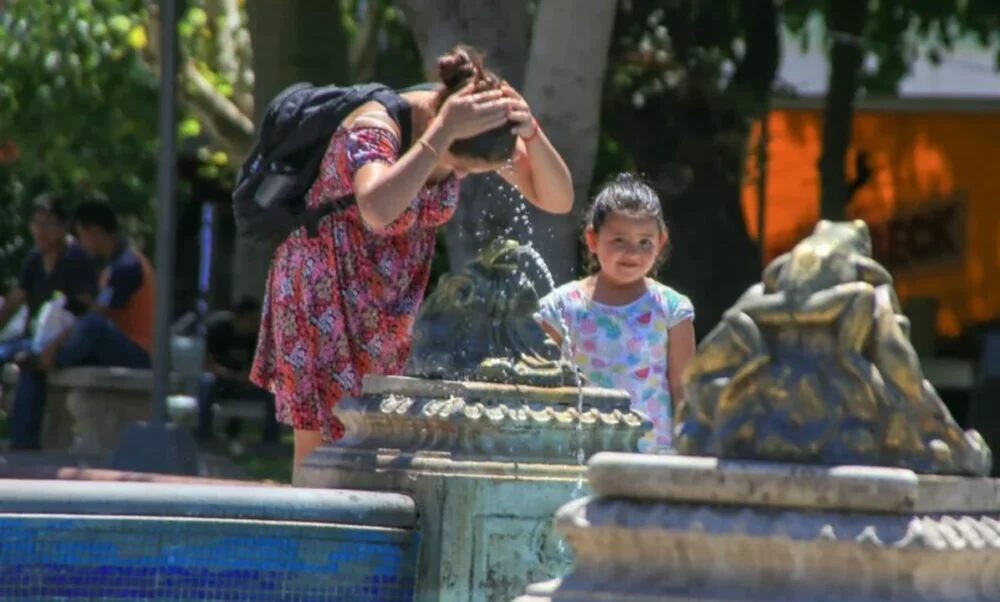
[742,108,1000,337]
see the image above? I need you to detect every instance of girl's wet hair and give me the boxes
[584,173,670,272]
[435,45,517,163]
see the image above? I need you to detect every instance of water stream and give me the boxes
[495,168,584,571]
[499,164,587,499]
[517,245,587,498]
[517,244,585,570]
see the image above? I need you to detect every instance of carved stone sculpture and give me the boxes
[405,238,580,387]
[677,219,991,476]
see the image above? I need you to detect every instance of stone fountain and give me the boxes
[296,239,651,602]
[516,220,998,602]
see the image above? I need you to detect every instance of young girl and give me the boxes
[536,174,695,452]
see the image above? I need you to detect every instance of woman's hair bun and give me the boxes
[437,45,484,90]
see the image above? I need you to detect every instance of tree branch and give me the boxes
[182,61,256,163]
[144,5,255,163]
[205,0,239,82]
[204,0,252,116]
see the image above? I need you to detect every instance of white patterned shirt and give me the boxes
[537,279,694,452]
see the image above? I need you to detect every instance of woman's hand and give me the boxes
[502,85,538,139]
[436,83,510,141]
[493,83,574,215]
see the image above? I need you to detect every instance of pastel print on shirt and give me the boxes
[536,280,694,452]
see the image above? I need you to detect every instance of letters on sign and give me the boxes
[768,193,968,275]
[866,193,967,273]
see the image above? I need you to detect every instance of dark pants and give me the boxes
[9,313,151,450]
[195,372,278,443]
[0,336,31,410]
[0,337,32,363]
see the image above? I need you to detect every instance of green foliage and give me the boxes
[372,2,425,87]
[0,0,163,280]
[0,0,254,282]
[783,0,1000,95]
[0,163,30,288]
[0,0,159,216]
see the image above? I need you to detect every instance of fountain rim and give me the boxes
[363,374,632,406]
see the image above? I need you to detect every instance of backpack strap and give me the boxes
[374,90,415,151]
[302,194,356,238]
[301,86,426,239]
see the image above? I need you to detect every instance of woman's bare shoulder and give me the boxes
[342,101,400,136]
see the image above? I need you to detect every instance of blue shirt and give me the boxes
[97,240,145,311]
[18,240,98,326]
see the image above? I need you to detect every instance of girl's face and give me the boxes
[585,213,667,285]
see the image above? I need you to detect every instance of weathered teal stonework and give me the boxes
[298,241,652,602]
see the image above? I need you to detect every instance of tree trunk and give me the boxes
[398,0,530,86]
[233,0,352,302]
[609,0,780,338]
[520,0,618,284]
[818,0,868,222]
[396,0,537,283]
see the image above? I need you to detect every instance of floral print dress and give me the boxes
[251,124,459,441]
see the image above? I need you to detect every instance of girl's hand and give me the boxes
[437,82,510,141]
[502,84,538,139]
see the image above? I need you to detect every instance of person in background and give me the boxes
[535,173,696,453]
[0,194,97,365]
[1,194,98,447]
[196,297,279,444]
[9,197,154,450]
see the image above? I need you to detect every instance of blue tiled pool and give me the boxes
[0,480,420,601]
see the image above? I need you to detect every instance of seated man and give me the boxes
[196,297,278,444]
[10,197,154,450]
[0,194,97,364]
[3,194,99,448]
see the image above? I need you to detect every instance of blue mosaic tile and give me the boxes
[0,516,419,601]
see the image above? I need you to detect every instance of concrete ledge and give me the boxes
[364,374,632,409]
[516,453,1000,602]
[0,479,418,528]
[2,365,181,392]
[50,366,163,390]
[587,452,1000,514]
[0,464,262,485]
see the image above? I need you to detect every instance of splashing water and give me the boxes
[518,244,586,572]
[493,177,534,241]
[518,245,586,496]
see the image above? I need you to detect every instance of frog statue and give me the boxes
[404,238,581,387]
[676,219,991,476]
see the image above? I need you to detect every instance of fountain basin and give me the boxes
[0,479,420,601]
[297,374,650,602]
[515,452,1000,602]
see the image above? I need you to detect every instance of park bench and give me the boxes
[172,313,271,439]
[2,364,180,456]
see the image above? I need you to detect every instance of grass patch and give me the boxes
[230,453,293,484]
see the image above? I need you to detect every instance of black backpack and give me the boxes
[232,82,415,246]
